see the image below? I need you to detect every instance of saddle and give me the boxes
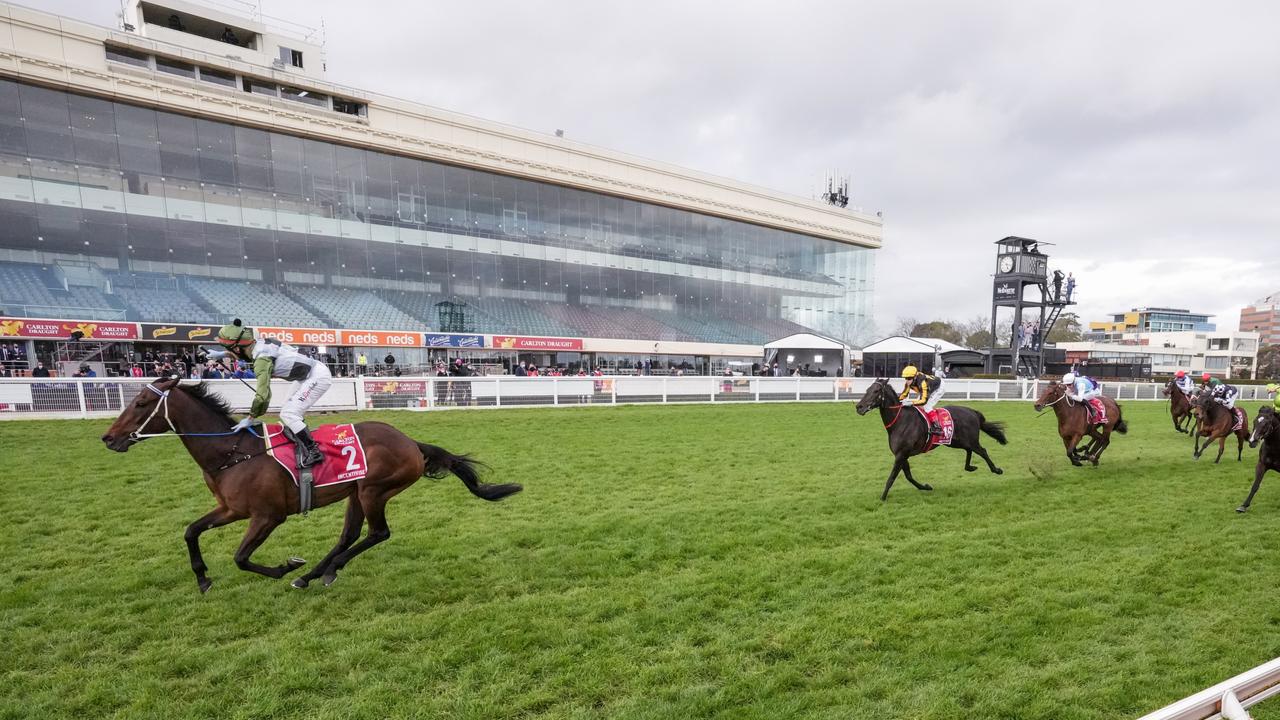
[265,424,369,514]
[918,407,955,452]
[1086,397,1108,425]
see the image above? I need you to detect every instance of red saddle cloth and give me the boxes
[1086,397,1108,425]
[264,423,369,488]
[918,407,955,452]
[1232,408,1246,432]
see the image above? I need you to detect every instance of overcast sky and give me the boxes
[50,0,1280,335]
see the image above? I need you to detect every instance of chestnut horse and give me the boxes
[1162,380,1195,434]
[101,378,522,592]
[1190,393,1249,463]
[1238,407,1280,512]
[855,378,1007,501]
[1033,382,1127,466]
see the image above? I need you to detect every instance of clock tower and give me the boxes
[986,236,1071,377]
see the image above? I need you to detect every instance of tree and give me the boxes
[909,321,965,345]
[1258,344,1280,379]
[892,317,918,337]
[965,329,994,349]
[1045,312,1082,343]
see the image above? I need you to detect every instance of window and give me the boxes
[105,45,150,68]
[156,57,196,79]
[243,78,278,97]
[279,47,304,69]
[332,98,366,116]
[280,86,327,108]
[198,67,236,88]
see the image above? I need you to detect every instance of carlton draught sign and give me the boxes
[0,317,139,340]
[492,335,583,351]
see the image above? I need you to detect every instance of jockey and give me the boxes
[1268,383,1280,412]
[209,319,331,468]
[1200,371,1213,393]
[1207,377,1239,410]
[899,364,945,433]
[1063,371,1105,426]
[1173,370,1197,397]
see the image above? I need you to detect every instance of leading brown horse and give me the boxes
[101,377,522,592]
[1033,382,1128,466]
[1189,393,1249,463]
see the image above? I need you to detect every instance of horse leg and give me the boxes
[1193,432,1205,459]
[973,444,1003,475]
[292,496,365,589]
[232,515,304,579]
[963,449,977,472]
[880,458,904,501]
[184,507,239,594]
[1088,431,1111,465]
[1238,432,1245,462]
[1238,464,1268,513]
[900,458,932,492]
[322,493,393,586]
[1214,436,1226,464]
[1063,434,1083,466]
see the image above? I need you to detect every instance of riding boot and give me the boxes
[293,427,324,468]
[929,422,943,436]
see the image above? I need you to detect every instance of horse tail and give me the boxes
[977,414,1009,445]
[416,442,522,501]
[1115,415,1129,434]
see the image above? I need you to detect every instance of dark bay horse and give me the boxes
[1190,393,1249,463]
[1033,383,1127,466]
[855,378,1006,501]
[1162,380,1195,434]
[101,378,522,592]
[1238,407,1280,512]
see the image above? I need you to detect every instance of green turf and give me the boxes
[1,400,1277,719]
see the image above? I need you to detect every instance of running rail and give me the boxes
[1138,657,1280,720]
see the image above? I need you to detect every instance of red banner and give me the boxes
[340,329,424,348]
[492,335,583,351]
[254,326,339,346]
[0,317,139,340]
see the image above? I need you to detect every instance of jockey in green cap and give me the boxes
[1268,383,1279,412]
[209,319,330,467]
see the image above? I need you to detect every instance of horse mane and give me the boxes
[178,382,237,423]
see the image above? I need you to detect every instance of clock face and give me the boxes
[998,256,1014,273]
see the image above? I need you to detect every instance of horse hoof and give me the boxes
[921,484,933,491]
[1236,506,1249,514]
[290,578,309,589]
[993,468,1004,475]
[322,573,338,587]
[286,557,306,571]
[197,578,213,594]
[965,466,977,472]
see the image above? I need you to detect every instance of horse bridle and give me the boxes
[129,384,179,441]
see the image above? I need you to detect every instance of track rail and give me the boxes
[1138,657,1280,720]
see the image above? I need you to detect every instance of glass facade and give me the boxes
[0,78,874,344]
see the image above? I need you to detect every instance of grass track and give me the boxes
[2,400,1278,719]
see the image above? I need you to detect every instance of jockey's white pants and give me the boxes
[280,363,332,433]
[1218,395,1237,410]
[923,381,945,413]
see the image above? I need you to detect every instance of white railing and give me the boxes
[0,376,1272,421]
[1138,656,1280,720]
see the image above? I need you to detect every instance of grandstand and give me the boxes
[285,287,421,331]
[184,278,324,328]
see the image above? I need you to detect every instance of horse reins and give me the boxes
[129,385,291,474]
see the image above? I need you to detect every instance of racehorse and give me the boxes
[1237,406,1280,512]
[1189,393,1249,463]
[855,378,1007,501]
[1162,380,1195,434]
[101,377,522,592]
[1033,382,1128,466]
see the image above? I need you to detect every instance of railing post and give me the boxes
[426,377,435,410]
[552,378,559,406]
[494,376,501,407]
[754,378,760,403]
[76,379,87,419]
[662,376,668,403]
[354,377,367,410]
[833,380,839,401]
[795,377,801,402]
[611,377,617,405]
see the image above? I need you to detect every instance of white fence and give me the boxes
[1138,655,1280,720]
[0,376,1273,420]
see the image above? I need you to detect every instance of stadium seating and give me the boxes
[108,271,217,323]
[289,287,422,330]
[185,277,324,328]
[463,298,578,336]
[0,262,124,319]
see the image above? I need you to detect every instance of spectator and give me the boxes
[1066,273,1076,303]
[130,363,144,378]
[384,353,396,367]
[1052,270,1065,302]
[220,27,239,45]
[31,361,50,378]
[356,352,368,375]
[74,363,96,378]
[514,361,527,377]
[168,14,185,31]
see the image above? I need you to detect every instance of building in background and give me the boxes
[1240,293,1280,346]
[1085,307,1215,341]
[0,0,879,374]
[1056,330,1259,379]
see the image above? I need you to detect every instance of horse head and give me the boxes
[1033,381,1066,412]
[101,376,185,451]
[856,378,894,416]
[1161,380,1173,397]
[1251,406,1276,449]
